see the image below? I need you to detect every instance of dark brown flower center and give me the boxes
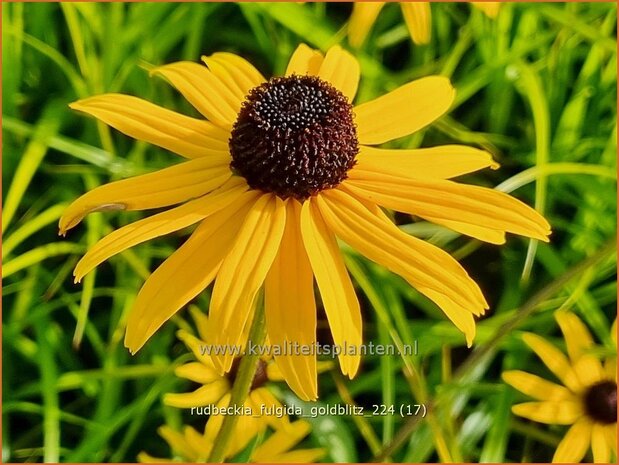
[584,380,617,424]
[229,75,358,200]
[228,358,268,390]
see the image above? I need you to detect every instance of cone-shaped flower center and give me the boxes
[228,358,268,390]
[229,75,358,200]
[584,380,617,424]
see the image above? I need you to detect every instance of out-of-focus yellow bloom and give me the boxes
[503,311,617,463]
[138,420,324,463]
[348,2,501,47]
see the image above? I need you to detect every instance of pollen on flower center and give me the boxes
[229,75,358,200]
[584,380,617,424]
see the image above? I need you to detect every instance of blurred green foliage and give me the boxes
[2,2,616,463]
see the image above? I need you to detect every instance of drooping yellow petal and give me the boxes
[604,424,617,454]
[317,189,486,346]
[124,192,259,353]
[512,401,584,425]
[522,333,582,392]
[285,44,324,76]
[207,195,287,374]
[263,449,326,464]
[354,77,455,145]
[176,330,218,370]
[591,423,611,463]
[471,2,501,18]
[265,200,318,401]
[317,45,360,103]
[73,178,247,282]
[502,370,576,401]
[174,362,220,384]
[555,310,595,363]
[251,420,311,462]
[348,2,386,48]
[553,419,593,463]
[158,426,198,462]
[151,61,241,128]
[572,355,606,388]
[137,451,179,463]
[400,2,431,45]
[300,199,362,378]
[163,378,229,408]
[183,426,212,461]
[59,156,231,235]
[344,173,551,242]
[201,52,266,100]
[355,145,499,180]
[322,188,487,310]
[69,94,230,159]
[422,216,507,244]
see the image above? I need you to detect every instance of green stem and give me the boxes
[207,294,267,463]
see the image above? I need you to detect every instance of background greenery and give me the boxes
[2,1,617,462]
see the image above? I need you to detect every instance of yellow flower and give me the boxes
[163,308,286,434]
[348,2,501,47]
[61,44,550,401]
[503,311,617,463]
[138,419,323,463]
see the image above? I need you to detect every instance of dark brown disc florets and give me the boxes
[584,380,617,424]
[229,75,358,200]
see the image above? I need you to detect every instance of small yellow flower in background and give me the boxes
[503,311,617,463]
[138,419,323,463]
[348,2,501,47]
[61,43,549,401]
[163,308,286,434]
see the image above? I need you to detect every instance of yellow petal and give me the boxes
[285,44,324,76]
[183,426,212,461]
[174,362,220,384]
[604,424,617,454]
[59,156,231,235]
[73,178,247,282]
[502,370,575,401]
[400,2,431,45]
[263,449,326,464]
[419,287,477,346]
[207,195,287,374]
[158,426,196,461]
[355,144,499,180]
[201,52,266,100]
[555,310,595,363]
[348,2,385,48]
[591,423,611,463]
[251,420,311,462]
[421,216,507,244]
[300,198,362,378]
[512,401,584,425]
[354,76,454,145]
[176,330,218,369]
[522,333,582,392]
[69,93,230,159]
[136,451,178,463]
[320,189,487,310]
[553,418,593,463]
[344,173,551,242]
[572,355,606,388]
[151,61,240,129]
[604,357,617,381]
[318,45,360,102]
[124,192,259,353]
[471,2,501,18]
[265,200,318,401]
[163,378,230,408]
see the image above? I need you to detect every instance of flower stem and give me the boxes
[207,293,267,463]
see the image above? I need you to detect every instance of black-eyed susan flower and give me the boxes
[348,2,501,47]
[61,43,550,401]
[503,311,617,463]
[138,419,323,463]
